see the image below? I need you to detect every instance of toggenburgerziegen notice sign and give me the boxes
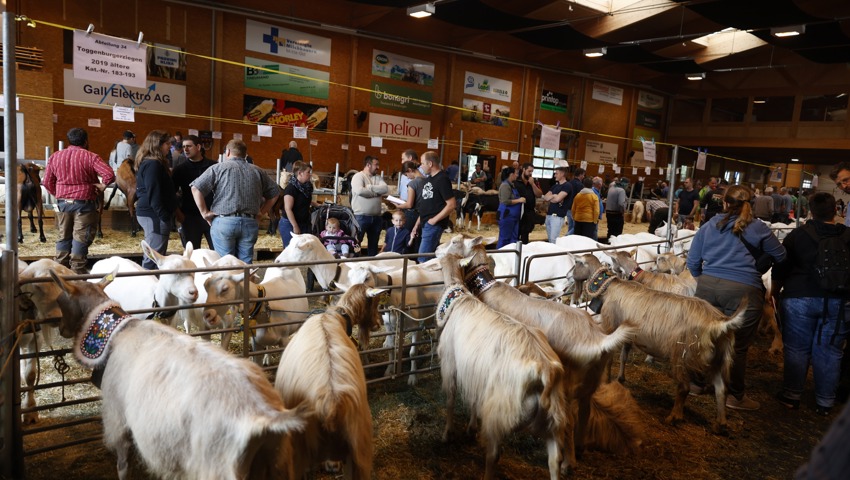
[73,30,147,89]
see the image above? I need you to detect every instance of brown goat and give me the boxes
[104,158,139,236]
[17,163,46,243]
[573,253,746,434]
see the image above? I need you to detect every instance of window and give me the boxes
[724,171,742,184]
[532,147,567,179]
[802,178,813,190]
[800,94,848,122]
[752,96,794,122]
[710,97,747,122]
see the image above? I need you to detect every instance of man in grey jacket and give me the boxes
[351,155,389,256]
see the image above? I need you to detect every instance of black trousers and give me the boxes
[180,214,213,250]
[606,211,624,237]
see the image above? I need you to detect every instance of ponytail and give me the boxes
[715,185,755,234]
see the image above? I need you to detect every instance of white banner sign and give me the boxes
[591,82,624,106]
[368,112,431,144]
[73,30,147,88]
[584,139,619,164]
[153,43,180,68]
[245,19,331,66]
[112,105,134,122]
[87,118,101,128]
[63,69,186,115]
[696,149,707,170]
[293,127,308,139]
[463,71,512,102]
[427,138,439,149]
[540,125,560,151]
[371,137,383,148]
[258,125,273,137]
[233,133,243,141]
[641,138,657,163]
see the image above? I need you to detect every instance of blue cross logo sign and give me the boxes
[262,27,283,54]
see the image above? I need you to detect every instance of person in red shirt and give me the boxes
[43,128,115,273]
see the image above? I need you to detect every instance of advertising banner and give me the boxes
[461,98,510,127]
[636,110,662,129]
[372,49,435,86]
[592,82,624,106]
[370,81,432,115]
[243,94,328,130]
[73,30,147,88]
[368,112,431,143]
[149,43,187,81]
[585,139,619,164]
[540,90,568,113]
[244,57,330,99]
[463,71,512,102]
[245,19,332,66]
[63,69,185,115]
[638,91,665,110]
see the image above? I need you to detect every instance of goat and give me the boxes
[438,235,639,455]
[630,200,644,223]
[90,241,199,325]
[47,269,307,479]
[655,252,698,291]
[436,254,571,480]
[572,253,747,434]
[607,249,695,296]
[275,284,386,479]
[17,163,46,243]
[202,255,308,365]
[103,158,139,237]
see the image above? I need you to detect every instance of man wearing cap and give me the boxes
[109,130,138,171]
[43,128,115,273]
[542,166,571,243]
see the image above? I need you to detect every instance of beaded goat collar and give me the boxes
[585,268,617,299]
[628,266,644,280]
[436,285,466,327]
[463,265,497,296]
[75,302,134,370]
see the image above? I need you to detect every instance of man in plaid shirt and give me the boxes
[43,128,115,273]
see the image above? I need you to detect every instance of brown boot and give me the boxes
[55,250,71,269]
[70,254,89,275]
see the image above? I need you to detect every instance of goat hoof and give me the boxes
[40,237,46,243]
[617,376,626,384]
[22,413,39,425]
[407,374,418,386]
[663,414,681,426]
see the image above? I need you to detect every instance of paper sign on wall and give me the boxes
[632,167,637,175]
[427,138,439,149]
[371,137,383,148]
[501,151,508,160]
[659,168,664,175]
[358,145,366,152]
[645,167,651,175]
[310,139,319,146]
[257,125,273,137]
[293,127,308,139]
[113,106,134,122]
[614,165,621,174]
[510,151,519,161]
[233,133,243,141]
[641,138,656,163]
[580,161,588,170]
[341,144,349,150]
[88,118,101,127]
[212,131,222,139]
[251,134,260,142]
[812,175,819,187]
[598,165,605,174]
[696,149,707,170]
[188,129,199,136]
[539,124,560,151]
[380,148,387,154]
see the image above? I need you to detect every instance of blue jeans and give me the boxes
[781,297,849,408]
[355,214,383,256]
[211,216,259,264]
[565,209,576,236]
[278,218,310,249]
[544,214,564,243]
[418,222,444,263]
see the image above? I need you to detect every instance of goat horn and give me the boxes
[459,254,476,267]
[366,288,389,298]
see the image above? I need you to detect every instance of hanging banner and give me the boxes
[63,69,186,115]
[244,57,330,99]
[641,138,657,163]
[591,82,623,106]
[370,81,432,115]
[769,166,784,183]
[540,90,568,113]
[73,29,147,88]
[585,139,619,165]
[368,112,431,143]
[696,149,707,170]
[636,110,662,129]
[245,19,332,66]
[461,98,510,127]
[638,91,665,111]
[149,43,186,81]
[463,71,512,102]
[242,94,328,130]
[539,124,560,150]
[371,49,435,86]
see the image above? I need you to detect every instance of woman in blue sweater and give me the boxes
[135,130,177,270]
[687,185,786,410]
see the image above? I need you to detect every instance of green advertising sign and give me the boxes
[370,81,432,116]
[244,57,329,100]
[540,90,568,113]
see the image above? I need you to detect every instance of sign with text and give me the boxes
[584,139,619,164]
[244,57,329,99]
[370,81,432,115]
[73,30,147,88]
[638,91,665,111]
[539,125,560,150]
[112,105,134,122]
[63,69,186,115]
[149,43,186,81]
[591,82,623,106]
[368,112,431,144]
[372,49,435,86]
[242,94,328,130]
[463,71,512,102]
[540,90,568,113]
[636,110,662,129]
[461,98,510,127]
[245,19,331,66]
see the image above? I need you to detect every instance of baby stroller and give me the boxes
[311,203,362,258]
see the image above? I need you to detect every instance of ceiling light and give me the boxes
[791,158,799,162]
[686,72,706,80]
[583,47,607,58]
[753,99,766,104]
[771,25,805,37]
[407,3,435,18]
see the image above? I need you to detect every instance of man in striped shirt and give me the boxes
[43,128,115,274]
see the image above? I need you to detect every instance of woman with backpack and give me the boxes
[686,185,786,411]
[772,192,850,416]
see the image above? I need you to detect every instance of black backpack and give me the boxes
[803,223,850,294]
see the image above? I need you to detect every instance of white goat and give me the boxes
[48,270,307,480]
[436,254,571,480]
[275,284,386,479]
[202,255,308,364]
[90,241,198,326]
